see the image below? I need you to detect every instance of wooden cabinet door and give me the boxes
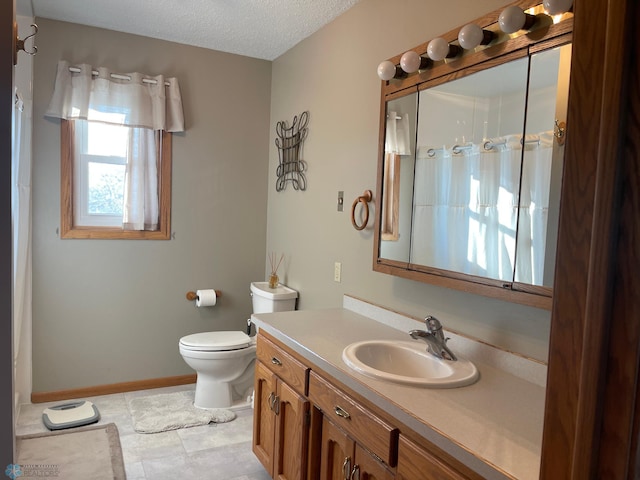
[253,361,277,475]
[319,417,395,480]
[273,379,310,480]
[354,444,395,480]
[319,416,355,480]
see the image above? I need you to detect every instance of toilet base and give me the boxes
[194,377,233,409]
[193,394,253,412]
[193,372,255,410]
[192,382,254,411]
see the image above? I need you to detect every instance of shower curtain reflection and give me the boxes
[410,133,552,284]
[515,132,555,285]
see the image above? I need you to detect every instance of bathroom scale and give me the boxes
[42,400,100,430]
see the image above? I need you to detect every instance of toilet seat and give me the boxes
[180,331,251,351]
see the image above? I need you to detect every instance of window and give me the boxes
[74,114,127,227]
[60,119,172,239]
[46,60,184,240]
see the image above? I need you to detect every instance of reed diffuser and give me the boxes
[268,252,284,289]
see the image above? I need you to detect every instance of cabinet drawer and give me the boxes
[257,335,309,396]
[308,371,398,466]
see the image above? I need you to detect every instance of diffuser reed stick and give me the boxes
[268,252,284,288]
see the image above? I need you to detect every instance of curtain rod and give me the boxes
[67,66,171,86]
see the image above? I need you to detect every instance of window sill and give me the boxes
[60,226,170,240]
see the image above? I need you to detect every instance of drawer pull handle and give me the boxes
[342,457,351,480]
[334,405,351,419]
[271,357,282,366]
[350,465,360,480]
[268,392,280,415]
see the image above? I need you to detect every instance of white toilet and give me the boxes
[179,282,298,409]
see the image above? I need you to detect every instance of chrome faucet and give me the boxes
[409,315,457,361]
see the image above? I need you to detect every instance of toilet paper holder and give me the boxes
[186,290,222,301]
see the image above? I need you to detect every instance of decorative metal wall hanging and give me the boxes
[275,111,309,192]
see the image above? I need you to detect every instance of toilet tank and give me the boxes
[251,282,298,313]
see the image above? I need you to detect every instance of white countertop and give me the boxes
[252,307,545,480]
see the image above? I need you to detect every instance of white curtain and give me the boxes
[411,136,532,282]
[471,136,522,281]
[412,144,474,272]
[45,60,184,230]
[514,132,554,284]
[123,128,159,230]
[12,88,32,365]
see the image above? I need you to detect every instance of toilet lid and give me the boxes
[180,331,251,351]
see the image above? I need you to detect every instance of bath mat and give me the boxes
[15,423,125,480]
[128,390,236,434]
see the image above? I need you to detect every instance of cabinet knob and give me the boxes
[334,405,351,419]
[271,357,282,366]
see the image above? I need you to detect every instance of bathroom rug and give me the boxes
[15,422,125,479]
[128,389,236,434]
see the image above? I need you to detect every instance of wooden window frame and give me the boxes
[60,119,172,240]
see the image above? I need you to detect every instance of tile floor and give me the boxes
[16,384,272,480]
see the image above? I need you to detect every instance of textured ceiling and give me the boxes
[27,0,361,61]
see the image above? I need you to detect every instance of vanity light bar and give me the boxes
[377,0,573,81]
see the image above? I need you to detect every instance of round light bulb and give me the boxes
[427,37,450,61]
[377,60,397,81]
[458,24,484,50]
[499,6,527,33]
[400,51,421,73]
[543,0,573,15]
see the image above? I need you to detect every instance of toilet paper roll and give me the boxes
[196,289,217,307]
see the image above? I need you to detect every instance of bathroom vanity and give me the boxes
[251,298,546,480]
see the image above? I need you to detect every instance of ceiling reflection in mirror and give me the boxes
[378,43,571,292]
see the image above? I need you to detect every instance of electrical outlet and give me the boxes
[334,262,342,282]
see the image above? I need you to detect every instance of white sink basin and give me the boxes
[342,340,479,388]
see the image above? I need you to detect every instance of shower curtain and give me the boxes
[12,88,32,368]
[514,132,554,285]
[411,133,552,284]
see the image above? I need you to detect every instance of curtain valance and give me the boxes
[45,60,185,132]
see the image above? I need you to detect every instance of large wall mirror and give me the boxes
[374,2,573,309]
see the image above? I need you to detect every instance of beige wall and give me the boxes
[267,0,551,362]
[31,19,272,392]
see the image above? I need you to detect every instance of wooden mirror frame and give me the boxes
[372,0,573,310]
